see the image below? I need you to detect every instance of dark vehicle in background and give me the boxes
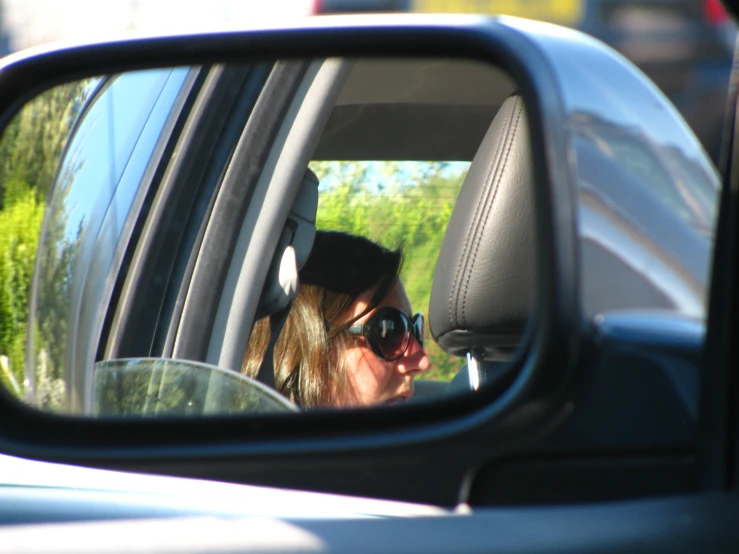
[579,0,736,161]
[316,0,737,163]
[0,2,10,56]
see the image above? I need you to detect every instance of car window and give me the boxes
[309,160,469,382]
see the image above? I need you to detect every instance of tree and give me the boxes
[0,188,43,396]
[0,80,92,403]
[0,80,89,208]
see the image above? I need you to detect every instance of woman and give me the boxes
[242,231,431,408]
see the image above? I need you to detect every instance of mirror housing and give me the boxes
[0,15,718,505]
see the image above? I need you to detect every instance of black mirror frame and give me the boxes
[0,14,581,502]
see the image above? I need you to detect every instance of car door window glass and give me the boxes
[65,68,196,414]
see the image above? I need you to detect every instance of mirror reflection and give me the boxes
[0,58,525,415]
[0,55,714,417]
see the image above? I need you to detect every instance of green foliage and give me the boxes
[0,80,89,209]
[310,160,468,382]
[0,187,44,397]
[0,80,92,405]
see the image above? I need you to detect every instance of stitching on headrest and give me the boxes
[449,100,514,329]
[461,97,524,327]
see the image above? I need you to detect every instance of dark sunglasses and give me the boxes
[347,307,424,362]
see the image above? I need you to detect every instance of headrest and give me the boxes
[429,94,536,359]
[287,168,320,270]
[254,168,319,320]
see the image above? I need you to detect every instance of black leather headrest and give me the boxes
[429,94,536,359]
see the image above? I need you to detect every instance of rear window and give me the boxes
[310,160,470,382]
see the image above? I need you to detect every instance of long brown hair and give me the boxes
[241,231,402,407]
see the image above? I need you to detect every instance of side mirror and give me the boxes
[0,15,718,503]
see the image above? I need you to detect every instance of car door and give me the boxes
[28,66,202,413]
[25,62,303,414]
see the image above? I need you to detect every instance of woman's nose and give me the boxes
[398,336,431,375]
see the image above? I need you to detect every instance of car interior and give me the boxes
[86,57,527,414]
[202,57,519,392]
[228,58,527,407]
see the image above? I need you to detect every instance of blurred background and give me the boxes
[1,0,735,164]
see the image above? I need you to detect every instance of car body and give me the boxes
[0,451,447,521]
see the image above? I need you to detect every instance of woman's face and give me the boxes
[339,280,431,407]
